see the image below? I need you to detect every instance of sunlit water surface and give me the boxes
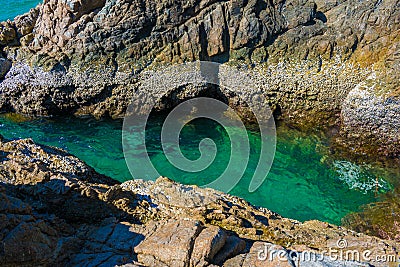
[0,0,398,225]
[0,114,396,225]
[0,0,41,21]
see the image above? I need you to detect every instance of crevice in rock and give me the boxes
[187,225,207,265]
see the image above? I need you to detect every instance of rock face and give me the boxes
[135,219,203,267]
[0,138,399,266]
[1,0,398,69]
[338,86,400,157]
[0,0,399,157]
[0,58,11,79]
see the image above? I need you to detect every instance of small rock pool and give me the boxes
[0,113,398,225]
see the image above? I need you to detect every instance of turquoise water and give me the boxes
[0,114,396,224]
[0,0,397,225]
[0,0,41,21]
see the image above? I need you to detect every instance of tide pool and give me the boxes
[0,113,396,225]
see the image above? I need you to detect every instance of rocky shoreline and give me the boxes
[0,0,399,157]
[0,0,399,265]
[1,137,399,266]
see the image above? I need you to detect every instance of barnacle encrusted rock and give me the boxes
[0,0,399,157]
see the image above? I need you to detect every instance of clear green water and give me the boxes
[0,0,41,21]
[0,114,395,225]
[0,0,397,225]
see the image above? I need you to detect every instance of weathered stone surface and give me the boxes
[0,21,17,46]
[0,0,398,157]
[0,185,69,266]
[135,219,202,267]
[190,225,227,266]
[0,138,398,266]
[122,176,223,208]
[212,235,246,265]
[239,242,293,267]
[70,220,144,266]
[0,137,113,186]
[338,86,400,158]
[0,58,11,79]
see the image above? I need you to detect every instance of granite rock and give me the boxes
[0,0,398,157]
[0,138,398,266]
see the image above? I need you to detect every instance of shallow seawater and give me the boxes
[0,0,41,21]
[0,114,397,225]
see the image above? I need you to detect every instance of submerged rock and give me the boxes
[343,187,400,243]
[0,138,398,266]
